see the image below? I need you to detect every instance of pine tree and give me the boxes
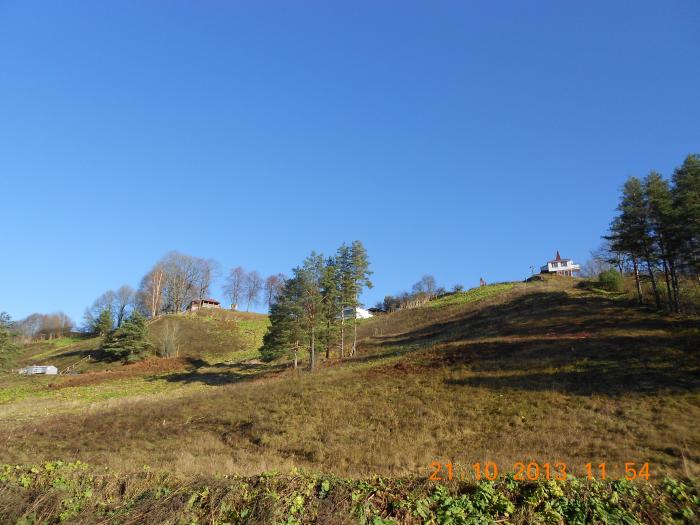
[644,171,681,311]
[260,277,305,367]
[94,308,114,337]
[260,242,371,368]
[297,253,325,370]
[610,177,661,308]
[103,311,151,362]
[349,240,372,357]
[0,312,16,353]
[320,257,341,359]
[672,154,700,283]
[336,244,353,358]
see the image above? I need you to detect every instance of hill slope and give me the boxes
[0,310,269,419]
[1,278,697,478]
[1,279,698,523]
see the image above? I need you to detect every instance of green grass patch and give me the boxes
[428,283,517,308]
[0,375,187,406]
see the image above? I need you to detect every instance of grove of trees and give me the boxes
[14,312,74,341]
[260,241,372,369]
[604,153,700,312]
[75,251,285,342]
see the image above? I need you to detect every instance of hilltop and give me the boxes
[0,277,698,523]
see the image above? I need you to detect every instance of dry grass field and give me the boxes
[1,277,698,523]
[1,277,698,480]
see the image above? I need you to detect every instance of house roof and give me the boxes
[191,298,220,305]
[548,251,571,263]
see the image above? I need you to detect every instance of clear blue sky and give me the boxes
[1,1,699,323]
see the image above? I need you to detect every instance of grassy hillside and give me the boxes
[0,310,269,420]
[1,278,698,523]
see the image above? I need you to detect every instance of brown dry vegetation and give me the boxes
[148,309,269,362]
[1,277,698,484]
[46,357,193,389]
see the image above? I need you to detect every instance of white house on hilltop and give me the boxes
[540,251,580,276]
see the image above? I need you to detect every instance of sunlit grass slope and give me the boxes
[0,310,269,420]
[0,277,697,484]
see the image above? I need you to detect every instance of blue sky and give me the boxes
[1,1,699,323]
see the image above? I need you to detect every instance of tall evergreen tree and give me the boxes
[103,311,151,362]
[297,253,325,370]
[260,277,305,367]
[320,256,341,359]
[349,240,372,357]
[672,154,700,283]
[336,244,353,358]
[644,171,681,311]
[261,242,372,368]
[610,177,662,308]
[94,308,114,337]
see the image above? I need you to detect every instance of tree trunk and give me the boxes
[325,319,331,359]
[661,259,673,312]
[310,324,316,371]
[351,293,358,357]
[668,259,681,313]
[642,244,662,309]
[645,261,662,310]
[293,342,298,370]
[340,316,345,359]
[351,313,357,357]
[632,257,643,304]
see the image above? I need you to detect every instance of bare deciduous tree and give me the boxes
[17,312,74,340]
[159,318,181,358]
[83,290,117,330]
[194,258,220,304]
[138,264,165,318]
[160,252,209,313]
[223,266,247,310]
[264,273,286,308]
[244,270,263,311]
[115,285,135,327]
[412,275,438,300]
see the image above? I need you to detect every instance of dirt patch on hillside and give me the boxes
[48,358,193,389]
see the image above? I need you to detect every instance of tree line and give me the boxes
[604,153,699,312]
[378,275,453,312]
[222,267,285,311]
[79,251,286,337]
[13,312,74,341]
[261,241,372,369]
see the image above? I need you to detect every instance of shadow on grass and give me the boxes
[444,363,700,396]
[439,334,700,395]
[355,290,700,396]
[49,347,123,364]
[151,361,287,386]
[371,291,699,348]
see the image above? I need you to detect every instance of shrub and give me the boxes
[598,269,624,292]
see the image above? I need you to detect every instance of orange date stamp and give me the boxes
[429,461,652,482]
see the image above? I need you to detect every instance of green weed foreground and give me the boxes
[0,462,697,524]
